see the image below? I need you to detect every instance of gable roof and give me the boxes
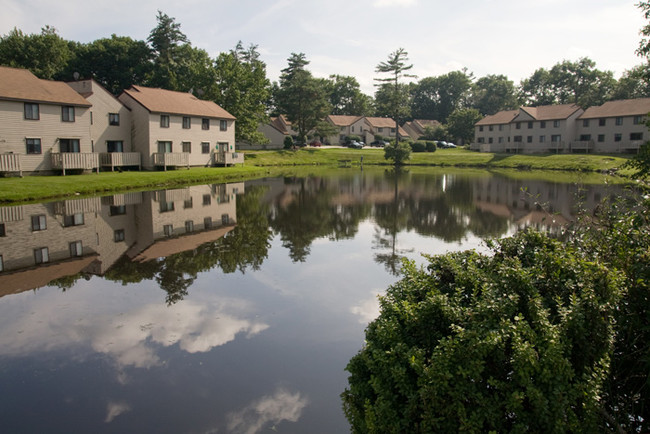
[364,116,397,128]
[517,104,582,121]
[67,78,131,110]
[0,66,91,107]
[327,115,362,126]
[475,110,519,126]
[120,85,235,120]
[579,98,650,119]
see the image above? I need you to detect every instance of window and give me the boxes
[514,135,522,142]
[109,113,120,126]
[527,136,533,143]
[24,103,39,120]
[479,126,484,132]
[182,142,191,153]
[204,217,212,229]
[488,137,493,144]
[114,229,125,242]
[26,138,41,154]
[0,255,3,272]
[69,241,83,257]
[0,223,4,237]
[614,133,622,142]
[477,137,485,143]
[201,142,210,154]
[110,205,126,216]
[615,117,623,126]
[553,120,560,127]
[527,121,533,129]
[540,121,546,129]
[106,141,123,153]
[539,135,546,143]
[160,114,170,128]
[203,194,211,205]
[60,139,80,153]
[598,134,605,142]
[488,125,493,131]
[185,220,194,233]
[184,197,193,209]
[515,122,521,130]
[390,128,396,133]
[498,137,504,143]
[160,201,175,213]
[163,224,173,237]
[580,134,591,141]
[202,118,210,130]
[31,215,46,231]
[631,132,644,140]
[378,128,383,133]
[551,135,561,142]
[220,120,228,131]
[582,119,590,127]
[61,106,75,122]
[634,115,644,125]
[351,126,355,132]
[34,247,49,264]
[182,116,191,129]
[63,213,84,227]
[599,118,606,127]
[222,214,230,224]
[499,125,504,131]
[158,141,172,153]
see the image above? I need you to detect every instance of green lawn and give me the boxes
[0,148,634,204]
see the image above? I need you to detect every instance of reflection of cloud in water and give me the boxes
[350,291,382,324]
[0,298,268,369]
[105,401,131,423]
[227,388,308,434]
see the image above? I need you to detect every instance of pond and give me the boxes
[0,169,626,433]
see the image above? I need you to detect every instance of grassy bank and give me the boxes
[0,148,634,204]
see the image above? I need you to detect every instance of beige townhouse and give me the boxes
[243,115,295,150]
[473,110,519,152]
[0,66,95,175]
[576,98,650,153]
[118,85,240,170]
[402,119,442,141]
[364,117,409,143]
[324,115,363,145]
[66,79,140,170]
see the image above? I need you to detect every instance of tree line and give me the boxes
[2,11,649,146]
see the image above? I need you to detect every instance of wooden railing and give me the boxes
[214,152,244,166]
[0,154,22,176]
[51,153,99,175]
[153,153,189,170]
[100,152,141,171]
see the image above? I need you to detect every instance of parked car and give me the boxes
[348,141,363,149]
[437,141,448,148]
[370,140,389,147]
[309,140,322,147]
[446,142,457,148]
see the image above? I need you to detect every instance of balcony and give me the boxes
[153,152,189,171]
[100,152,142,171]
[50,153,99,175]
[0,153,22,176]
[214,152,244,166]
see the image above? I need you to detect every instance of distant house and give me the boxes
[67,79,140,171]
[363,117,409,143]
[473,105,584,153]
[325,115,364,144]
[0,66,95,175]
[576,98,650,153]
[118,85,240,170]
[245,115,296,150]
[402,119,442,140]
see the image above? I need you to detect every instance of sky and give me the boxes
[0,0,645,95]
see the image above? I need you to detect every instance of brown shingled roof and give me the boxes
[365,116,397,128]
[579,98,650,119]
[327,115,362,126]
[0,66,91,107]
[121,85,235,120]
[475,110,519,126]
[518,104,582,121]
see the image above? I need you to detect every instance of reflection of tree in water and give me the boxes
[104,186,273,305]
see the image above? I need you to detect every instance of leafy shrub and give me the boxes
[283,136,293,149]
[410,141,426,153]
[342,230,622,433]
[425,141,437,152]
[383,141,411,166]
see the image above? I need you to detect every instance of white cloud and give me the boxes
[227,388,308,434]
[350,291,382,324]
[105,401,131,423]
[373,0,418,7]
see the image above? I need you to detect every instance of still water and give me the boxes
[0,169,624,433]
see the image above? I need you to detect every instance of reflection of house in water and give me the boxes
[0,183,243,296]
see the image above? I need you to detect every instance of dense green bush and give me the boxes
[410,141,426,153]
[283,136,293,149]
[342,230,623,433]
[383,141,412,166]
[425,141,437,152]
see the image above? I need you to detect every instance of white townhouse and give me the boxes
[576,98,650,154]
[118,85,241,170]
[0,66,95,175]
[325,115,364,145]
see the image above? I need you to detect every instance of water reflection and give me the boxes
[227,388,309,434]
